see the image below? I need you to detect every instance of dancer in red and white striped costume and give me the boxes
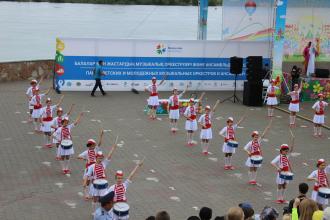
[145,76,165,120]
[244,120,272,184]
[167,85,188,133]
[84,142,117,212]
[266,79,279,117]
[287,82,302,127]
[78,129,104,200]
[271,136,295,204]
[53,112,83,174]
[107,159,144,203]
[198,100,220,155]
[220,116,245,170]
[52,104,74,160]
[307,159,330,207]
[26,77,43,122]
[30,87,51,132]
[312,93,328,137]
[39,96,64,148]
[183,92,205,146]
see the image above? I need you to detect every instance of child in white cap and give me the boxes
[312,93,328,137]
[26,78,43,122]
[266,79,279,117]
[144,76,165,120]
[30,87,51,132]
[287,83,302,127]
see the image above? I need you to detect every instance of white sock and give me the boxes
[56,145,60,157]
[92,202,98,213]
[253,171,258,181]
[174,122,178,130]
[292,115,296,124]
[202,143,208,152]
[268,108,271,116]
[186,133,190,143]
[318,127,322,136]
[191,133,194,143]
[228,156,232,166]
[289,116,293,125]
[271,108,274,116]
[33,121,38,130]
[60,160,65,170]
[66,159,70,170]
[248,171,252,181]
[224,157,228,166]
[314,126,318,135]
[281,189,286,200]
[277,189,281,200]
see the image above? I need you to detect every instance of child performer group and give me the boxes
[25,78,145,215]
[145,76,330,205]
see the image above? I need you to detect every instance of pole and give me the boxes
[198,0,209,40]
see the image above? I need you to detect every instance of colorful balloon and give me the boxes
[245,0,257,16]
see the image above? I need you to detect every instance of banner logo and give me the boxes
[156,43,166,55]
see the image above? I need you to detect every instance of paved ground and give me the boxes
[0,80,329,220]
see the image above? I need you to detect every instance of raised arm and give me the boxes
[73,112,83,126]
[212,100,220,113]
[38,74,45,86]
[127,157,144,181]
[98,129,104,147]
[56,95,64,107]
[260,118,272,139]
[67,104,75,116]
[106,136,118,160]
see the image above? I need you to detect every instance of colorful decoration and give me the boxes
[301,78,330,101]
[245,0,256,17]
[55,38,65,76]
[144,99,202,115]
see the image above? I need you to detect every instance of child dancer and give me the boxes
[198,100,220,155]
[145,76,165,120]
[84,141,118,213]
[244,120,272,184]
[287,82,302,127]
[220,116,245,170]
[52,104,74,160]
[271,133,295,204]
[266,79,279,117]
[167,85,188,133]
[26,77,43,122]
[184,93,205,146]
[40,96,64,147]
[307,159,330,208]
[106,159,144,203]
[30,87,51,132]
[312,93,328,137]
[77,129,104,200]
[53,112,83,174]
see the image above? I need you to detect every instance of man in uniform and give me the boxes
[94,191,114,220]
[91,60,106,97]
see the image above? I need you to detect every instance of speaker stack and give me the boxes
[243,56,263,106]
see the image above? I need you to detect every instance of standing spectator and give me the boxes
[93,191,115,220]
[292,198,318,220]
[227,207,244,220]
[199,207,212,220]
[323,207,330,220]
[146,217,156,220]
[91,60,106,97]
[312,210,323,220]
[187,217,200,220]
[290,66,300,91]
[287,182,309,217]
[260,206,279,220]
[155,211,170,220]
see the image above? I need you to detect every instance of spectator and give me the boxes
[290,65,300,91]
[146,216,156,220]
[187,216,200,220]
[91,60,106,97]
[214,216,225,220]
[260,206,279,220]
[312,210,323,220]
[282,214,291,220]
[288,182,309,216]
[292,198,318,220]
[156,211,170,220]
[227,207,244,220]
[238,203,254,220]
[199,207,212,220]
[323,207,330,220]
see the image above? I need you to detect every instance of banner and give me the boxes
[55,38,270,91]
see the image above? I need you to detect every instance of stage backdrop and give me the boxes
[55,38,270,91]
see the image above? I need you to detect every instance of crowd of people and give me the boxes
[25,73,329,219]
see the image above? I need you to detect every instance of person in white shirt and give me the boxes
[106,159,144,203]
[219,116,245,170]
[144,76,165,120]
[307,159,330,208]
[26,77,43,122]
[53,112,83,174]
[198,100,220,155]
[270,134,295,204]
[167,85,188,133]
[183,92,205,146]
[77,129,104,200]
[243,120,272,184]
[266,79,279,117]
[287,82,302,127]
[84,142,118,213]
[39,96,64,147]
[30,87,51,132]
[312,93,328,137]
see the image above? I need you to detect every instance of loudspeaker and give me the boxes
[315,68,330,78]
[243,81,263,106]
[246,56,263,82]
[230,57,243,75]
